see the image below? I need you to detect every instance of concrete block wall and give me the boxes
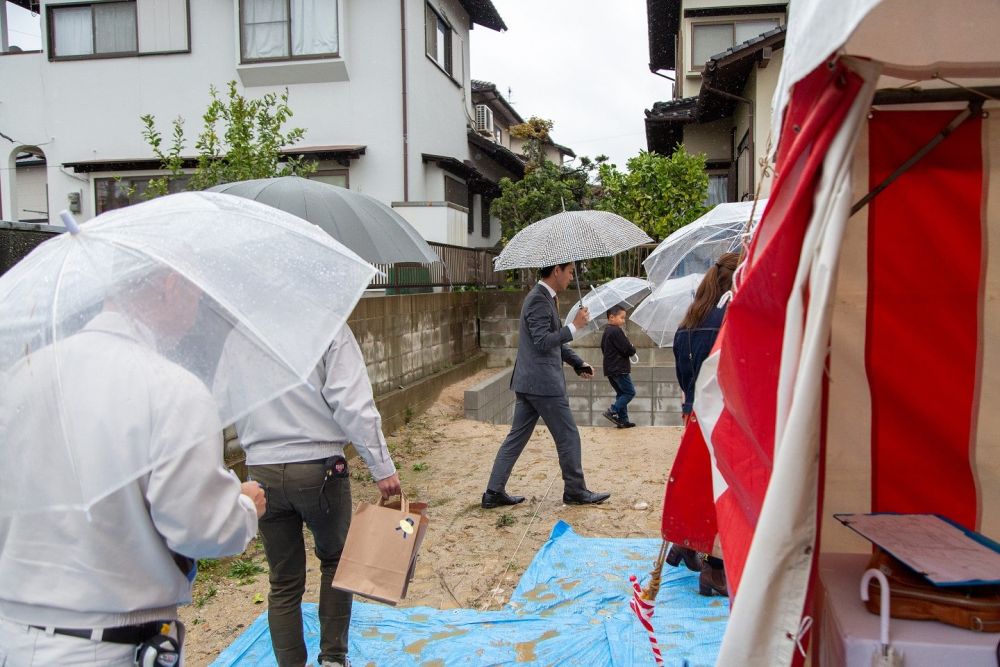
[349,292,479,396]
[464,368,514,423]
[472,288,686,427]
[464,364,686,427]
[478,288,676,367]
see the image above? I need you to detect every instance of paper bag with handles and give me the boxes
[331,493,428,605]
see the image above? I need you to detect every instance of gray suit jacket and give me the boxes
[510,283,586,396]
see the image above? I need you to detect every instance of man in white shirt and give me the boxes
[219,324,401,667]
[0,273,264,666]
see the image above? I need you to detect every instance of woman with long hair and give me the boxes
[664,251,739,597]
[673,251,739,417]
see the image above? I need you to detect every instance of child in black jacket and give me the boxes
[601,305,637,428]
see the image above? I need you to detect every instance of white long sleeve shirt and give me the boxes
[221,325,396,481]
[0,312,258,628]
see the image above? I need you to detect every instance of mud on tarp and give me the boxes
[211,521,728,666]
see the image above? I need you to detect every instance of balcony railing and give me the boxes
[368,242,506,290]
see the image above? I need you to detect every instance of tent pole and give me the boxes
[851,100,982,215]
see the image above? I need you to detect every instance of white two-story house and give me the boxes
[0,0,510,248]
[644,0,787,203]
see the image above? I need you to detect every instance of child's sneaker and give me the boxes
[618,420,637,429]
[602,408,623,426]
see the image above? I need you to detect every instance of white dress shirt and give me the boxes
[0,311,258,628]
[539,281,577,335]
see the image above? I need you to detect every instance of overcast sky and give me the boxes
[470,0,672,169]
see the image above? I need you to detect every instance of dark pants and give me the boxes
[486,392,587,496]
[250,461,352,667]
[608,373,636,420]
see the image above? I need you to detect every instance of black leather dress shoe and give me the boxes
[481,489,525,509]
[562,490,611,505]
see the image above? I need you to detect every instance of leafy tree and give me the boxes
[138,81,314,197]
[597,148,710,242]
[490,160,597,245]
[490,117,606,245]
[509,116,554,169]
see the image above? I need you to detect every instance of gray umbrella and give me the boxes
[208,176,439,265]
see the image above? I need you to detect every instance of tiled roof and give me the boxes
[471,79,525,126]
[468,131,526,176]
[644,25,786,153]
[706,26,786,66]
[459,0,506,31]
[645,96,698,121]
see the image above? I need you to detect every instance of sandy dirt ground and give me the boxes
[180,368,682,666]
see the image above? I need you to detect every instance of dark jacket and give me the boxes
[510,283,587,396]
[673,305,727,414]
[601,324,636,377]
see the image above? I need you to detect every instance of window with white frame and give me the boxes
[690,18,779,71]
[424,2,452,76]
[240,0,339,63]
[49,1,137,58]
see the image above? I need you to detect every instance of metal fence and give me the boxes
[368,242,506,290]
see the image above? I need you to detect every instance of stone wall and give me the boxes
[464,365,685,428]
[478,288,678,367]
[349,291,479,397]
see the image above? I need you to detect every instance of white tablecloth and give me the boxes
[818,553,999,666]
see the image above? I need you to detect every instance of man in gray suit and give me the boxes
[482,262,612,508]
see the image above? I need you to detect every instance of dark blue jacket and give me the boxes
[673,305,727,414]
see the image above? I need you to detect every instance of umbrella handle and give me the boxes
[860,568,891,648]
[60,210,81,235]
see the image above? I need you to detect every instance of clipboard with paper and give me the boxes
[834,512,1000,587]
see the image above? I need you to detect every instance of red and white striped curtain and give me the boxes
[662,54,1000,665]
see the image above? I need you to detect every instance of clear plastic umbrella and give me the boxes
[643,200,766,285]
[564,277,653,339]
[0,192,376,514]
[208,176,440,265]
[630,273,705,347]
[493,210,652,301]
[494,211,652,271]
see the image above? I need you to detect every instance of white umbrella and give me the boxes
[564,277,653,339]
[630,273,705,347]
[0,192,376,514]
[642,200,765,285]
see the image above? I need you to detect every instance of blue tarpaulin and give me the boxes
[211,521,728,666]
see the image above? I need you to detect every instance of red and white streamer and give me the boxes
[629,574,664,666]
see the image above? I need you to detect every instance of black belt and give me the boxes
[30,621,164,644]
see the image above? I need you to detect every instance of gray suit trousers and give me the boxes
[486,392,587,496]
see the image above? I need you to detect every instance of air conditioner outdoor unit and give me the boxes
[475,104,494,136]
